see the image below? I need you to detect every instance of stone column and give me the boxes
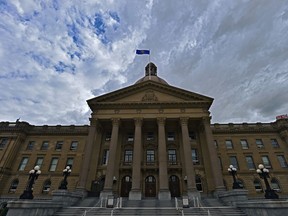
[157,118,171,200]
[202,117,225,193]
[78,118,101,191]
[101,118,120,198]
[129,118,143,200]
[180,118,200,199]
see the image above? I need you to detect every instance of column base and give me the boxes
[129,189,142,200]
[158,189,171,200]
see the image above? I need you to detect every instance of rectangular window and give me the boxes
[26,141,35,150]
[35,157,44,168]
[70,141,78,150]
[168,149,177,165]
[225,140,233,149]
[192,149,199,165]
[66,157,74,169]
[229,156,239,169]
[189,131,196,140]
[0,137,9,148]
[277,155,288,168]
[127,133,134,142]
[261,155,272,168]
[256,139,264,149]
[271,139,280,148]
[245,156,255,170]
[146,150,155,164]
[102,149,109,165]
[124,150,133,164]
[240,139,249,149]
[105,132,111,141]
[49,158,59,171]
[167,132,175,141]
[146,132,154,141]
[41,141,49,150]
[55,141,63,151]
[18,157,29,171]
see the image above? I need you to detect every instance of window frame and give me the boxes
[168,149,177,165]
[225,140,233,149]
[245,156,255,170]
[18,157,29,171]
[49,157,59,171]
[229,156,239,169]
[55,141,63,151]
[41,141,49,150]
[240,139,249,149]
[70,141,78,151]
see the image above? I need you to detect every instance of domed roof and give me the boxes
[135,62,169,85]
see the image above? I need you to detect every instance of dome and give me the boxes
[135,62,169,85]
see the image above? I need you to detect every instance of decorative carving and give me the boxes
[142,90,158,102]
[157,118,166,125]
[136,109,142,114]
[112,118,120,126]
[180,117,189,126]
[114,109,120,114]
[134,118,143,126]
[159,109,164,113]
[180,108,185,113]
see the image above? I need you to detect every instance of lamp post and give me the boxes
[58,166,72,190]
[256,164,279,199]
[228,165,243,189]
[19,166,41,199]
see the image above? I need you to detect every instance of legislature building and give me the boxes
[0,63,287,201]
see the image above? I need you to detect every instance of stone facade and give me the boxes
[0,63,287,201]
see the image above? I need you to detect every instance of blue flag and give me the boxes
[136,49,150,55]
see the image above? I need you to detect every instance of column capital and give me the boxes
[157,117,166,125]
[111,118,120,126]
[134,118,143,126]
[180,117,189,125]
[202,116,212,125]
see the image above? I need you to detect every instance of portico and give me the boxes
[82,62,224,200]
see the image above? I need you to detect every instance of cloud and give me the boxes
[0,0,287,125]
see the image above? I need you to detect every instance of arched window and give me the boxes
[195,175,203,192]
[42,179,51,193]
[271,178,281,192]
[253,179,263,192]
[9,179,19,193]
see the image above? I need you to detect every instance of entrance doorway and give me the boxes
[145,175,156,197]
[90,176,105,197]
[169,175,180,197]
[121,176,132,197]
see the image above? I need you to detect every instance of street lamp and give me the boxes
[256,164,279,199]
[58,166,72,190]
[228,165,243,189]
[19,166,41,199]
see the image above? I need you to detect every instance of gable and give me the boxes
[87,80,213,110]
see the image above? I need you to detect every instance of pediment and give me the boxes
[87,81,213,109]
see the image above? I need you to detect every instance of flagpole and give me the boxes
[148,50,151,80]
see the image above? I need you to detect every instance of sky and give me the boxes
[0,0,287,125]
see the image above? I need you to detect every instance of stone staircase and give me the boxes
[53,197,247,216]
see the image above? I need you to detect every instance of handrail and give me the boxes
[175,197,178,210]
[80,197,104,216]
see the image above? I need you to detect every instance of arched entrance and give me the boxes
[121,176,132,197]
[90,177,105,197]
[145,175,156,197]
[169,175,180,197]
